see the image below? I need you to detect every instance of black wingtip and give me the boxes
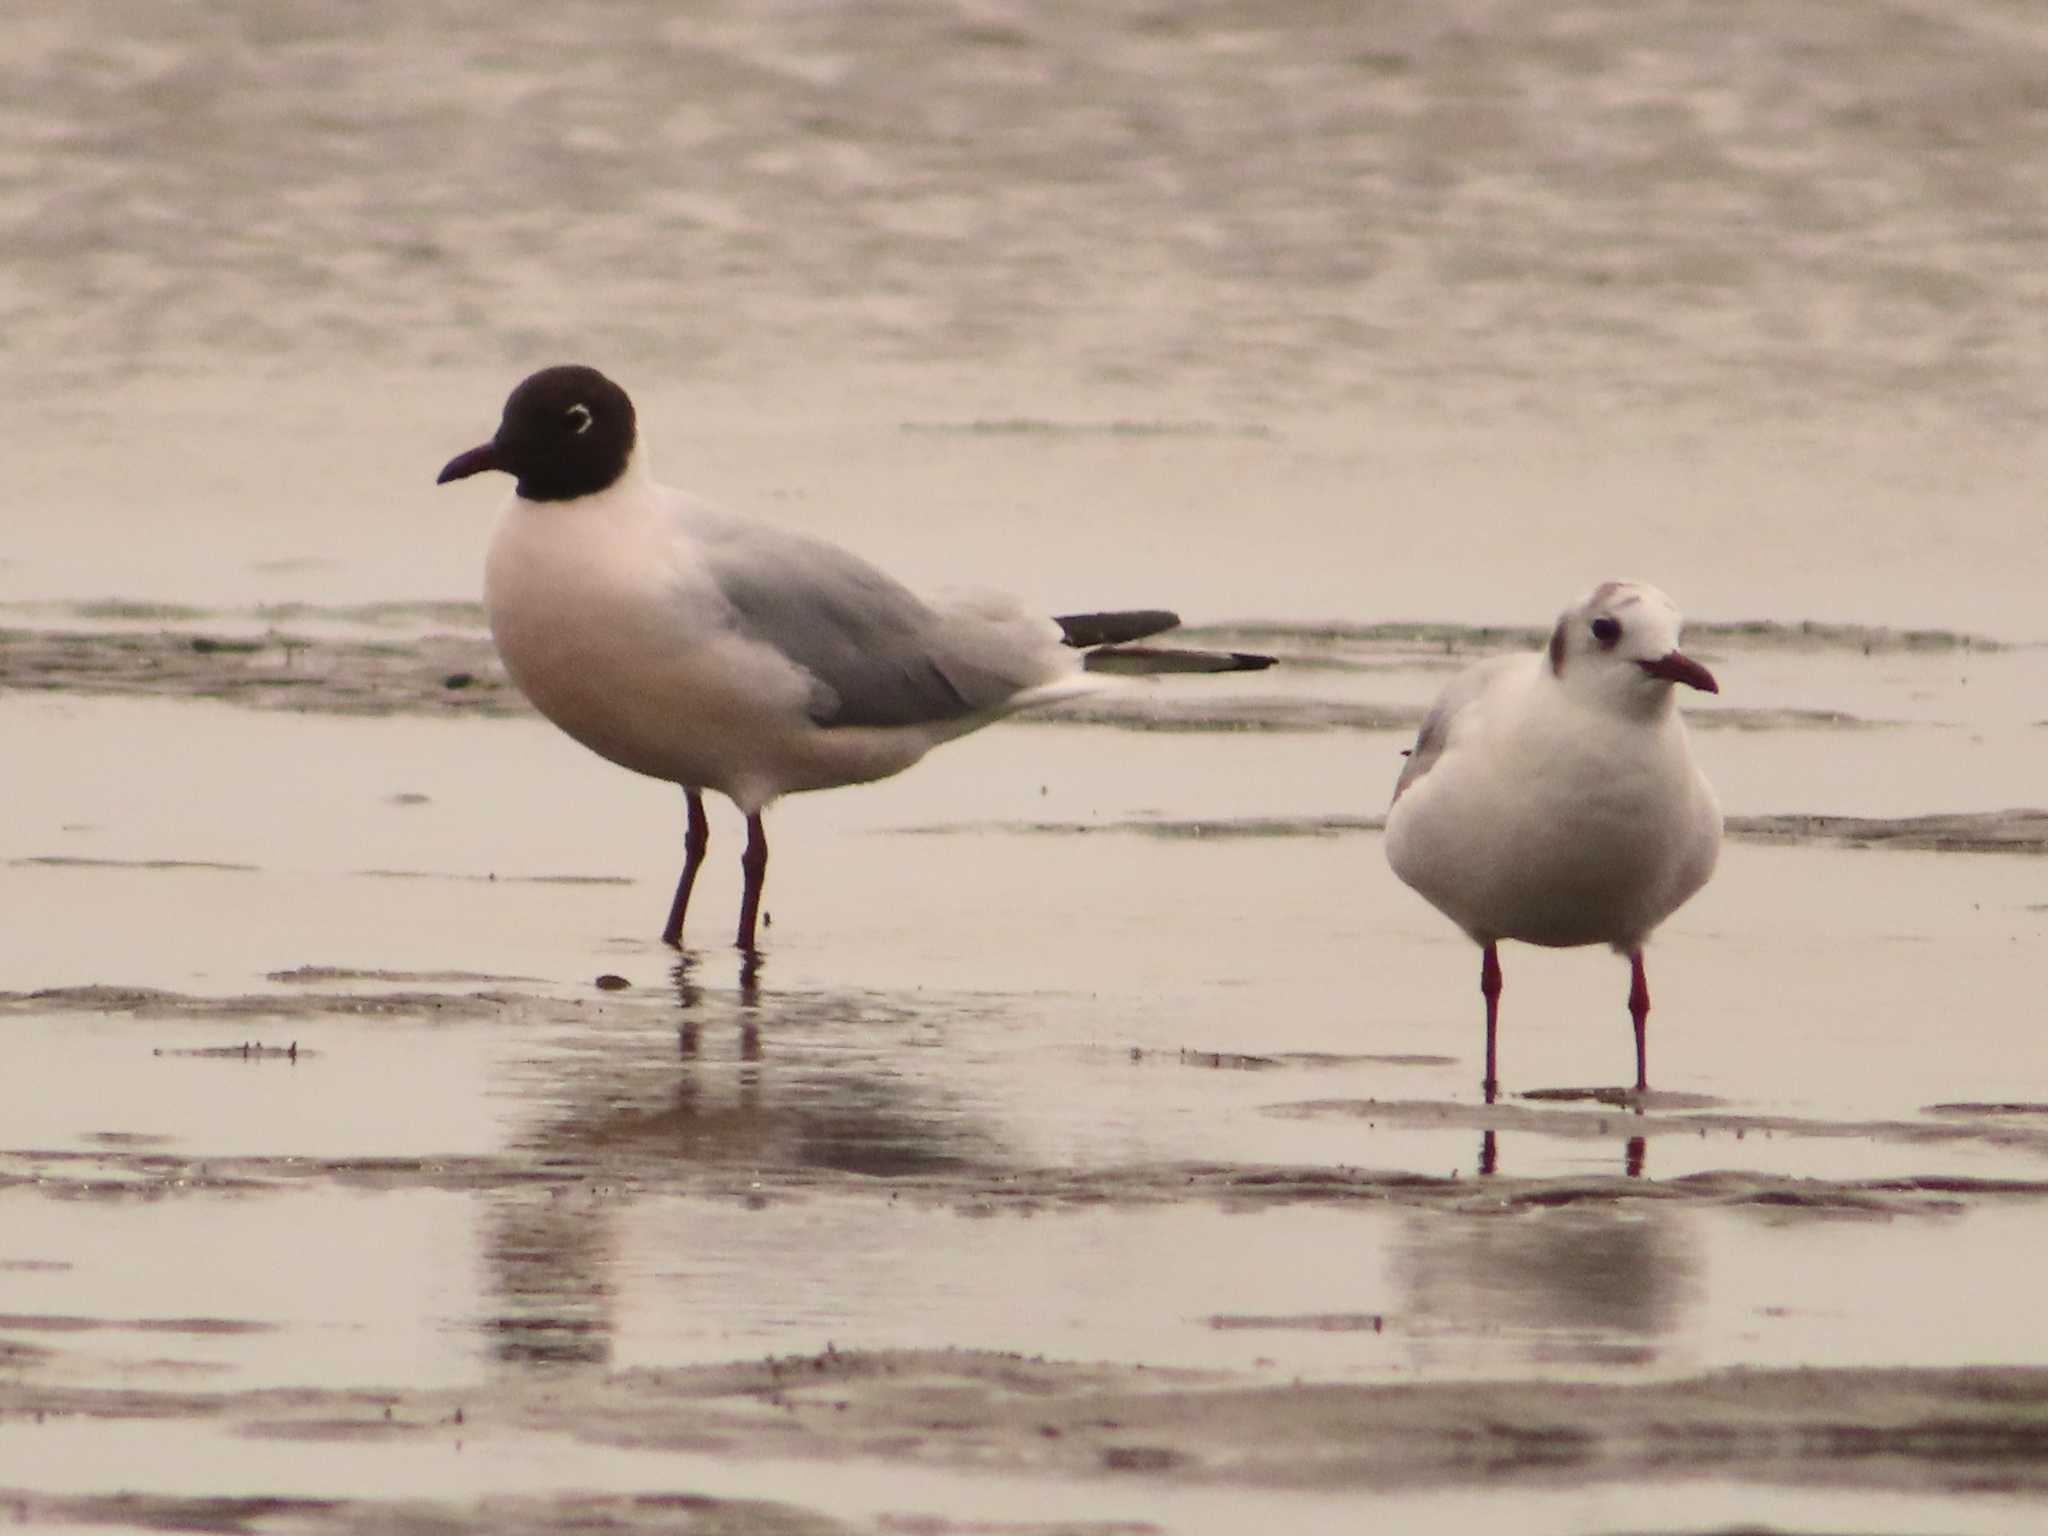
[1081,645,1277,675]
[1054,609,1181,648]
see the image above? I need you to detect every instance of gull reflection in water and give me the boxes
[477,948,1008,1371]
[1393,1191,1695,1370]
[1477,1129,1648,1179]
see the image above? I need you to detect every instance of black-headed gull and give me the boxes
[439,365,1273,952]
[1384,580,1722,1100]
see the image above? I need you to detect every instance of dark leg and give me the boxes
[660,789,710,949]
[735,812,768,953]
[1627,948,1650,1093]
[1479,940,1502,1104]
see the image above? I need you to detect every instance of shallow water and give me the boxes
[5,1,2048,1532]
[5,669,2047,1529]
[6,3,2048,641]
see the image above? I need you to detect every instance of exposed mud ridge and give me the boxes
[1047,695,1880,735]
[0,600,486,629]
[1162,1048,1457,1072]
[0,623,1291,734]
[0,1494,349,1536]
[5,1135,2042,1218]
[519,1353,2048,1495]
[6,608,2016,658]
[1930,1102,2048,1117]
[7,855,260,873]
[0,985,531,1023]
[0,618,1995,732]
[892,809,2048,854]
[1201,618,2019,658]
[891,815,1391,840]
[1270,1095,2048,1166]
[0,1490,844,1536]
[264,966,536,986]
[0,1314,277,1337]
[154,1041,307,1062]
[1728,809,2048,854]
[0,624,520,718]
[5,1352,2048,1515]
[1041,696,1414,734]
[9,981,2048,1215]
[0,1149,572,1200]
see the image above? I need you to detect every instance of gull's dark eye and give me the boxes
[565,403,593,436]
[1590,615,1622,647]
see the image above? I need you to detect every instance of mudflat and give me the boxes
[5,2,2047,1531]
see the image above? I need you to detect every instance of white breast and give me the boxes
[482,474,956,811]
[1386,668,1721,950]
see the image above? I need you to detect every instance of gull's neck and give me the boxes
[517,443,657,519]
[1551,663,1678,725]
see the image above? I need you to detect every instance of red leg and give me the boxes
[1627,948,1650,1093]
[660,789,710,948]
[1479,940,1502,1104]
[735,812,768,953]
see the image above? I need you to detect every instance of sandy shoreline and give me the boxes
[8,1,2048,1527]
[4,643,2041,1536]
[11,1349,2048,1499]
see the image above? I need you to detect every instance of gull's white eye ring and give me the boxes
[566,403,593,435]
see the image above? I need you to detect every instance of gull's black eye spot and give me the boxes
[566,403,593,436]
[1590,615,1622,647]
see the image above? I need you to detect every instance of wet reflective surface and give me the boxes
[6,1,2048,1530]
[4,666,2048,1529]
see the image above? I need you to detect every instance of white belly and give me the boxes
[1387,711,1720,950]
[483,496,936,811]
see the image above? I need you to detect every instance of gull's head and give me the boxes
[1547,580,1718,712]
[436,365,637,503]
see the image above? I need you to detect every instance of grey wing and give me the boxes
[1390,656,1514,803]
[707,524,1041,729]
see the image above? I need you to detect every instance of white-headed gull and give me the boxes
[439,365,1273,952]
[1384,580,1722,1100]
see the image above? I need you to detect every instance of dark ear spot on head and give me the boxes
[1548,617,1567,677]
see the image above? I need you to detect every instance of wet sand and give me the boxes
[4,609,2046,1533]
[7,1,2048,1530]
